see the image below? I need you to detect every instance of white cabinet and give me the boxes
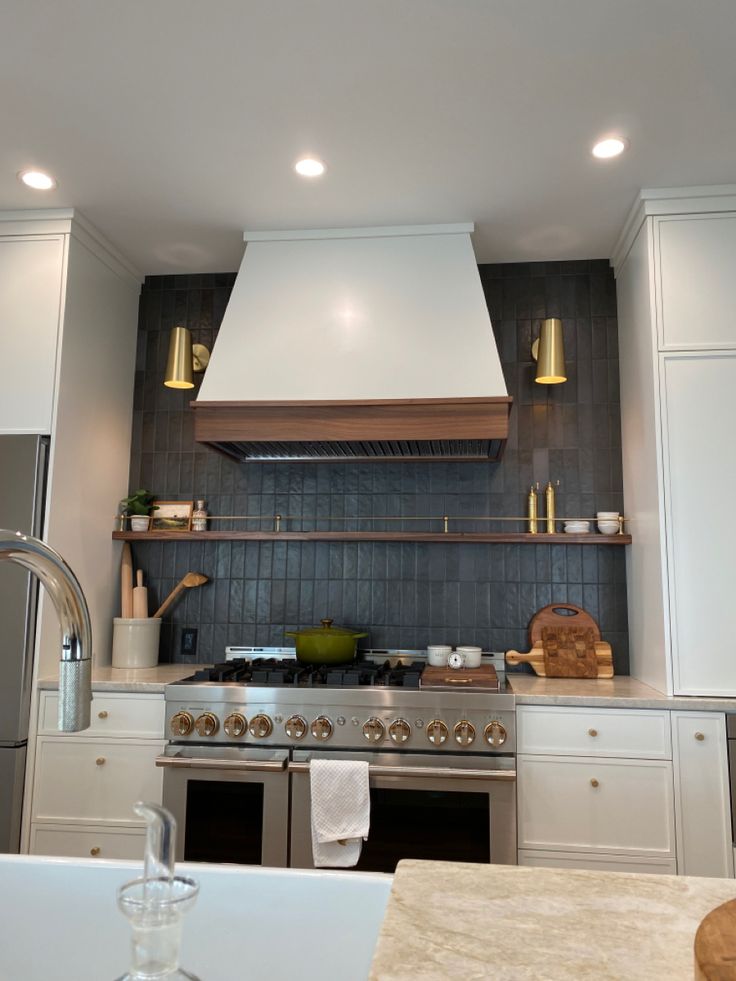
[518,704,734,878]
[672,712,733,878]
[614,188,736,695]
[29,691,164,860]
[517,705,676,874]
[0,235,64,434]
[661,354,736,694]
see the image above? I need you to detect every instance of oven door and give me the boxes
[289,749,516,873]
[157,745,290,867]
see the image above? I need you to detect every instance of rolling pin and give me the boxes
[132,569,148,618]
[120,543,134,618]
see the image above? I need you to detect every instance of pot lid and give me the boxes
[287,618,368,638]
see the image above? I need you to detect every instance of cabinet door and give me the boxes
[662,353,736,694]
[32,738,164,824]
[672,712,733,878]
[518,756,675,859]
[656,214,736,350]
[0,235,64,433]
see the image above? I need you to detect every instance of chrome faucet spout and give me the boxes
[0,530,91,731]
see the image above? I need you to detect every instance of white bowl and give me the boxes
[597,520,619,535]
[564,521,590,534]
[456,646,482,668]
[596,511,619,520]
[427,645,452,667]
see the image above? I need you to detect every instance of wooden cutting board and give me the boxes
[420,664,500,691]
[694,898,736,979]
[506,603,614,678]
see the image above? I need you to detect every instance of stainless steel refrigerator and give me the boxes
[0,435,48,852]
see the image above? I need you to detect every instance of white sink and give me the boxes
[0,855,391,980]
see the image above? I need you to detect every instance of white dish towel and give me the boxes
[310,759,370,868]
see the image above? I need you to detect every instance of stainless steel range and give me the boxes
[158,648,516,873]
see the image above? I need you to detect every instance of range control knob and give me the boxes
[454,720,476,746]
[194,712,219,738]
[426,720,449,746]
[362,717,386,742]
[389,719,411,744]
[249,714,273,738]
[285,715,308,740]
[311,716,333,741]
[170,711,194,737]
[484,720,508,748]
[223,713,247,738]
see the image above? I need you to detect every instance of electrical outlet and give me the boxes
[181,628,198,657]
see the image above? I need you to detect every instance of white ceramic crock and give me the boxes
[427,645,452,667]
[456,645,482,668]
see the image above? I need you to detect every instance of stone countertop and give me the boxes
[508,673,736,711]
[369,860,736,980]
[37,663,194,693]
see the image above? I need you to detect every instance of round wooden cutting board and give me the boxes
[694,898,736,979]
[528,603,601,646]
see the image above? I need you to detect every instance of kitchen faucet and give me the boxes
[0,530,91,731]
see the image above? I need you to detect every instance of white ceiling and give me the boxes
[1,0,734,274]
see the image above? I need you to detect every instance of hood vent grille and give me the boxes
[206,438,505,463]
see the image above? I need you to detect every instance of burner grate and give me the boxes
[184,657,428,689]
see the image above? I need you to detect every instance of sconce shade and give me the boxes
[164,326,194,389]
[533,317,567,384]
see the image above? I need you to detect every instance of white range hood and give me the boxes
[193,223,511,461]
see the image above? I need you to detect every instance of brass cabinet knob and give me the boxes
[453,720,476,747]
[310,716,333,741]
[362,717,386,743]
[284,715,308,740]
[248,714,273,739]
[194,712,219,738]
[590,778,600,788]
[95,756,106,766]
[90,847,100,857]
[695,732,705,741]
[588,728,598,737]
[97,710,108,720]
[426,720,449,746]
[223,713,247,738]
[484,721,508,747]
[170,711,194,737]
[389,719,411,744]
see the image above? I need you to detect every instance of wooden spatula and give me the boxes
[153,572,208,619]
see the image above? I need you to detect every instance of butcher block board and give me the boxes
[420,665,500,691]
[505,641,613,678]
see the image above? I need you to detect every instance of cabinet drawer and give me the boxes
[30,824,146,861]
[517,706,671,759]
[33,738,164,824]
[518,849,677,875]
[518,756,675,858]
[39,691,164,738]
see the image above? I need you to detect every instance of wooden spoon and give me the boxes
[153,572,208,619]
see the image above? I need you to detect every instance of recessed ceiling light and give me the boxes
[294,157,326,177]
[18,169,57,190]
[591,137,627,159]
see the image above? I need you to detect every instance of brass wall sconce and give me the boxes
[531,317,567,384]
[164,326,210,389]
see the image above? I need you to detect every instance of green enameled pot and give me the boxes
[285,618,368,665]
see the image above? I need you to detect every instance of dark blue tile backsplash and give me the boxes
[128,261,628,670]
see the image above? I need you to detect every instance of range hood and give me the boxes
[193,223,511,462]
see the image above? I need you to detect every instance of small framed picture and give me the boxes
[151,501,194,531]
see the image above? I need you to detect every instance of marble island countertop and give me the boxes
[37,663,736,709]
[369,860,736,980]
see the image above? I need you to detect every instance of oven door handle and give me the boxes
[288,761,515,781]
[156,755,287,772]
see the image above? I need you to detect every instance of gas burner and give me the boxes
[185,657,426,689]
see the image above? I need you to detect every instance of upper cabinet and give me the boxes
[655,214,736,350]
[0,234,65,434]
[613,187,736,696]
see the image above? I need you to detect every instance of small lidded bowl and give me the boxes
[427,645,452,667]
[456,646,482,668]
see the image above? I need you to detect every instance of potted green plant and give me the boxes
[121,490,158,532]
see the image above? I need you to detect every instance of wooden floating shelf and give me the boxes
[113,531,631,545]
